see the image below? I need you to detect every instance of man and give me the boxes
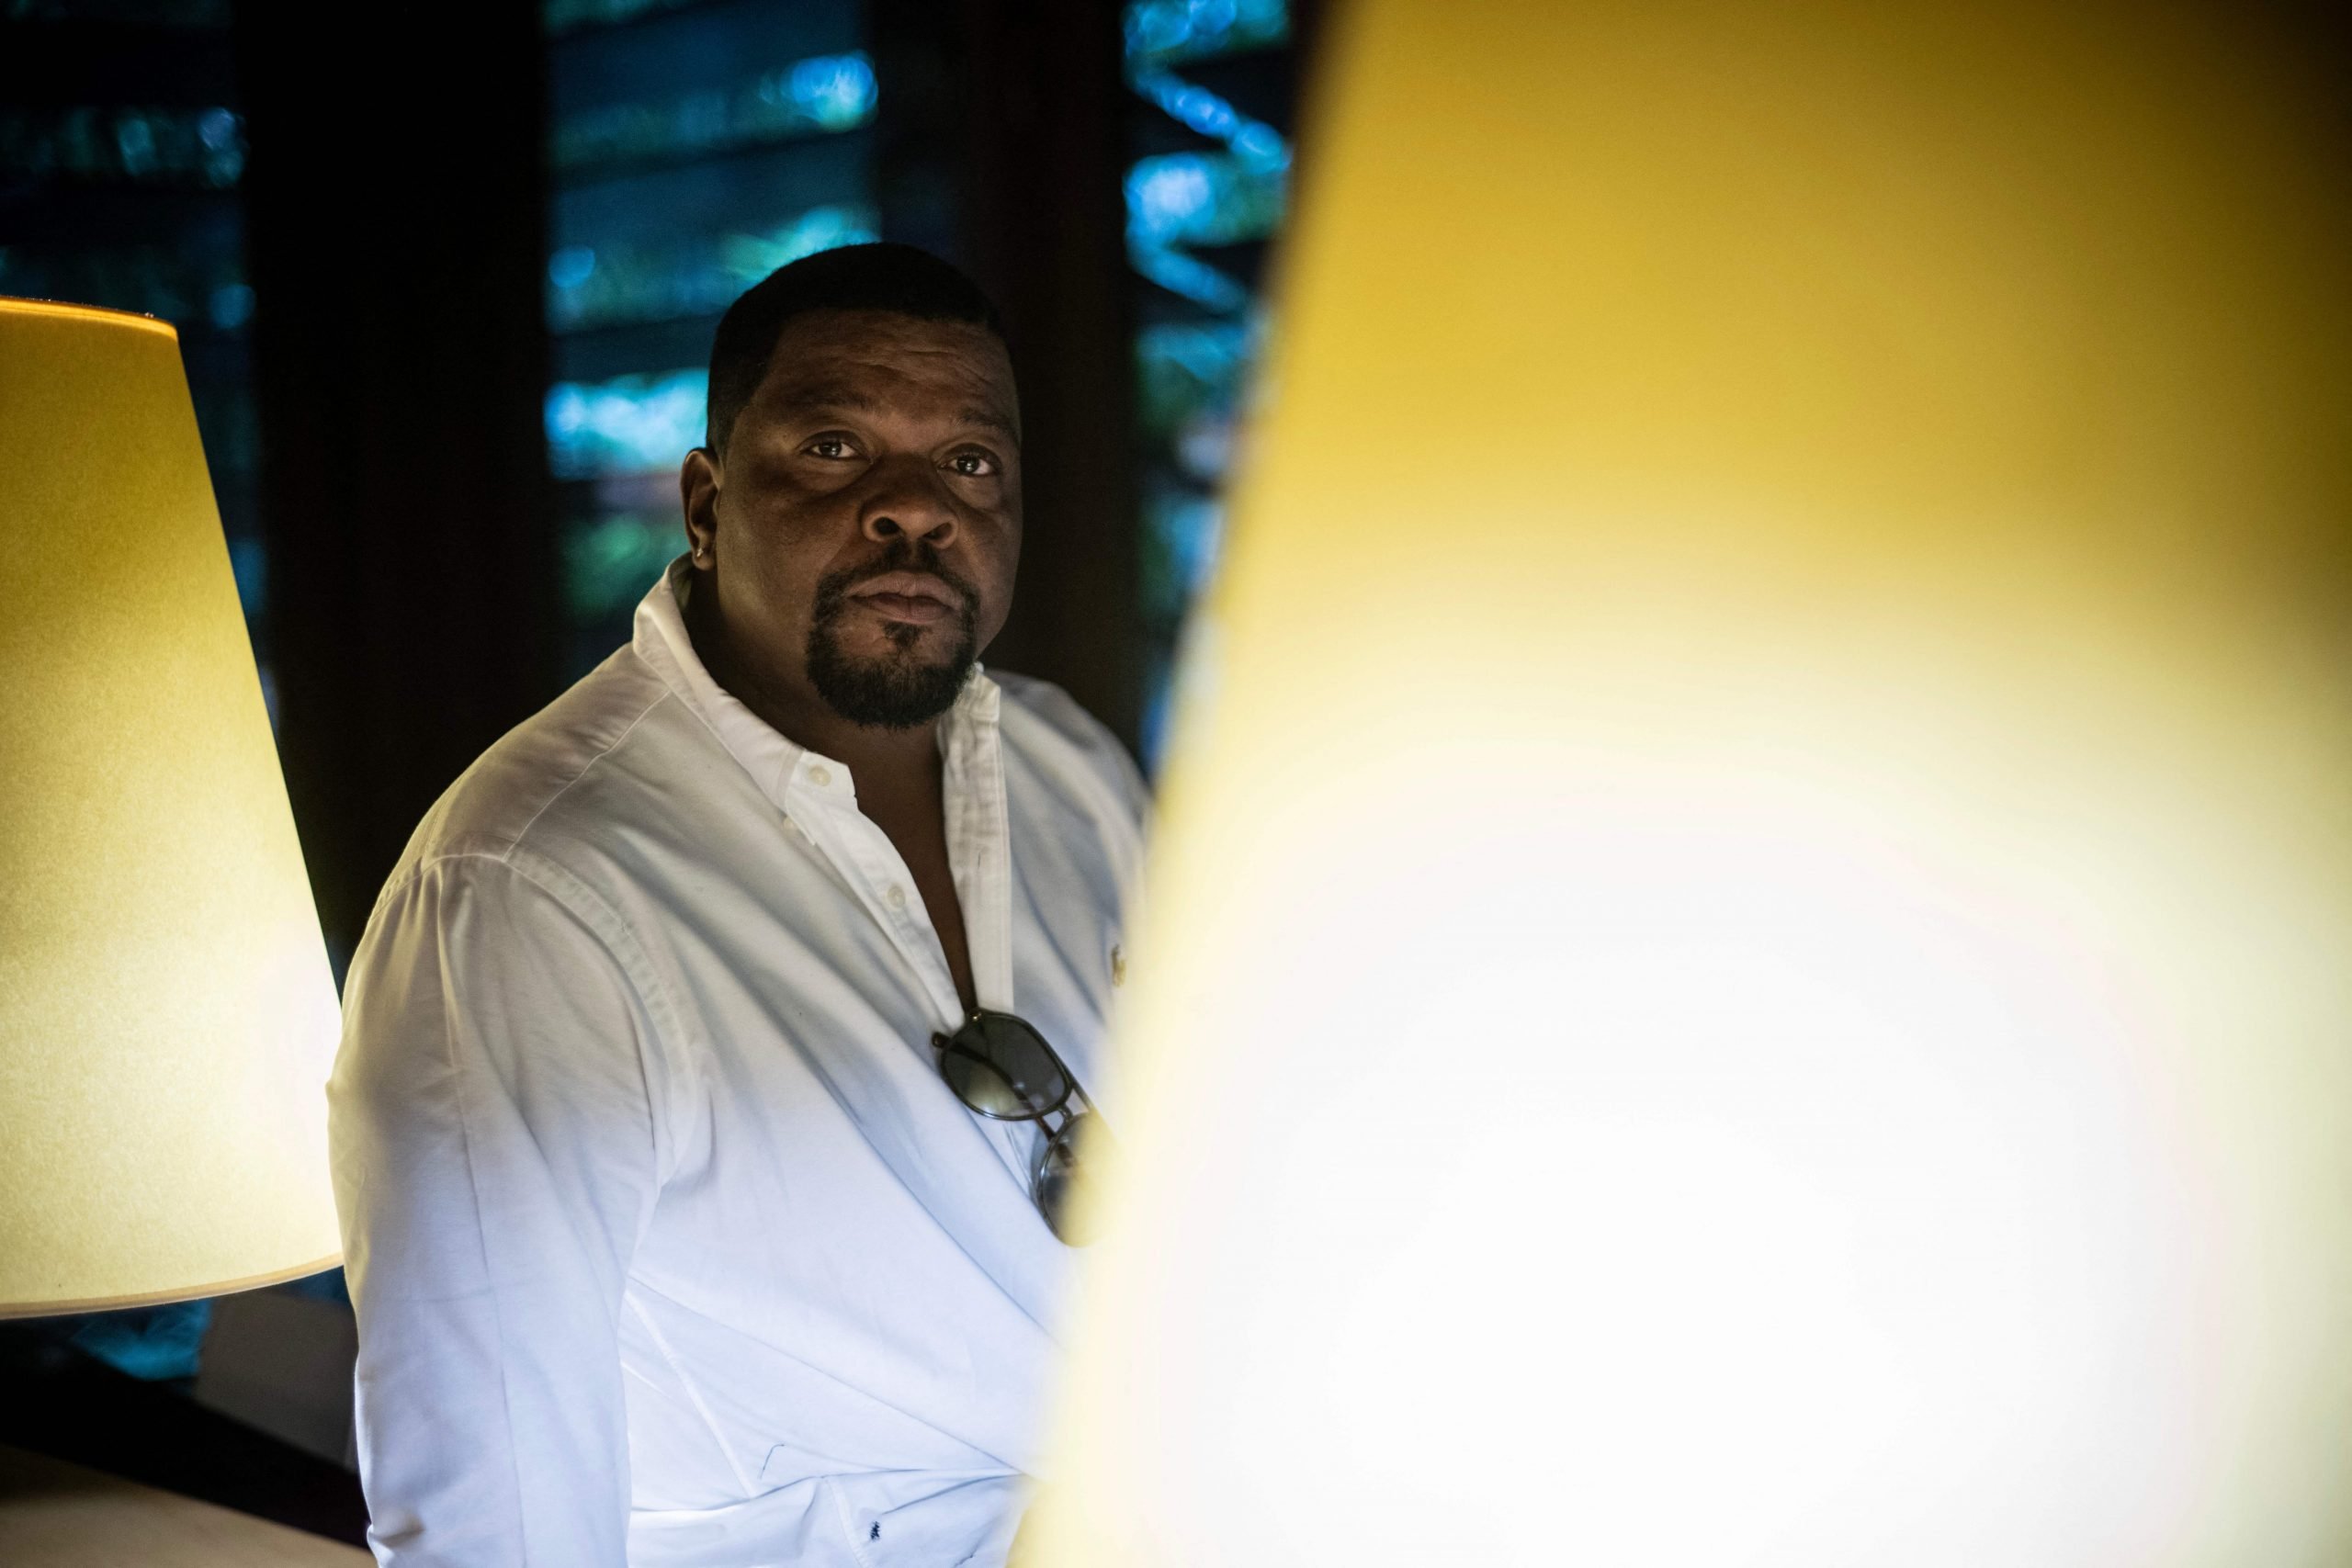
[329,243,1146,1567]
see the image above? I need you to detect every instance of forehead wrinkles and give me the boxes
[760,315,1019,436]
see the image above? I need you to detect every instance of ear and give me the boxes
[681,446,720,570]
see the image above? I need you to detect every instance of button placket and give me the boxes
[788,758,964,1029]
[941,691,1014,1015]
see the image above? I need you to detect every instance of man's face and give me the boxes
[683,308,1022,730]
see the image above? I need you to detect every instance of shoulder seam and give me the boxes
[390,848,695,1190]
[507,683,675,850]
[499,848,695,1190]
[361,680,678,930]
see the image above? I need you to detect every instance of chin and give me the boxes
[809,629,977,730]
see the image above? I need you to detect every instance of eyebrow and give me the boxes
[956,407,1022,446]
[773,381,1021,446]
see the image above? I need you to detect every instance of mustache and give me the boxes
[812,546,978,620]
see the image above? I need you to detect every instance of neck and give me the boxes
[684,576,946,794]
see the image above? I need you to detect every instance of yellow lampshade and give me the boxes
[1037,1,2352,1562]
[0,299,342,1317]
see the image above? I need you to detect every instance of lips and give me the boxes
[844,571,963,626]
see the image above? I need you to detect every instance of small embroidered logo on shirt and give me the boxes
[869,1521,881,1541]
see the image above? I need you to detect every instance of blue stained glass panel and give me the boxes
[548,201,877,332]
[546,367,708,479]
[0,227,246,340]
[1126,150,1283,252]
[0,104,244,186]
[1141,486,1225,622]
[563,511,686,624]
[66,1300,213,1382]
[1137,319,1250,441]
[1125,0,1288,70]
[552,51,875,171]
[1124,0,1294,770]
[546,0,707,37]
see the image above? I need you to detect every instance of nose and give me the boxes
[859,454,959,549]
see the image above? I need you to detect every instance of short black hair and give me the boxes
[703,242,1006,458]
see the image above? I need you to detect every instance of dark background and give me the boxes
[1,0,1315,1540]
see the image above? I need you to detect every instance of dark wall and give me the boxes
[237,0,561,959]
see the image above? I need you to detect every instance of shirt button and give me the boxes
[807,764,831,787]
[886,884,907,910]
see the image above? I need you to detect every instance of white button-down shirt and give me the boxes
[330,559,1147,1567]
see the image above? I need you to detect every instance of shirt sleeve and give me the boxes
[330,851,666,1567]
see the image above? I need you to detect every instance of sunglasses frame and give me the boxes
[931,1009,1101,1240]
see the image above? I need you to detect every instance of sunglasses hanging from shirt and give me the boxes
[933,1010,1107,1245]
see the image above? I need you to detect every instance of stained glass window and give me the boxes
[0,3,267,708]
[1123,0,1297,768]
[545,0,876,673]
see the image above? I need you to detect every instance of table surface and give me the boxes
[0,1444,370,1566]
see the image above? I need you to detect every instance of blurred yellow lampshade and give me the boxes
[1034,1,2352,1562]
[0,298,342,1317]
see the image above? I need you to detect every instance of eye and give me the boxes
[945,448,1001,478]
[803,434,861,460]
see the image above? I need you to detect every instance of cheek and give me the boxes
[978,523,1020,607]
[978,558,1019,646]
[989,500,1022,576]
[718,522,832,644]
[733,490,852,575]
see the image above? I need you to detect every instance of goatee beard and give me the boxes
[804,547,981,729]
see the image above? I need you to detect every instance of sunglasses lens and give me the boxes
[939,1043,1029,1119]
[942,1013,1072,1121]
[1033,1117,1089,1246]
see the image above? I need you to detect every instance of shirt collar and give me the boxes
[631,555,1001,813]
